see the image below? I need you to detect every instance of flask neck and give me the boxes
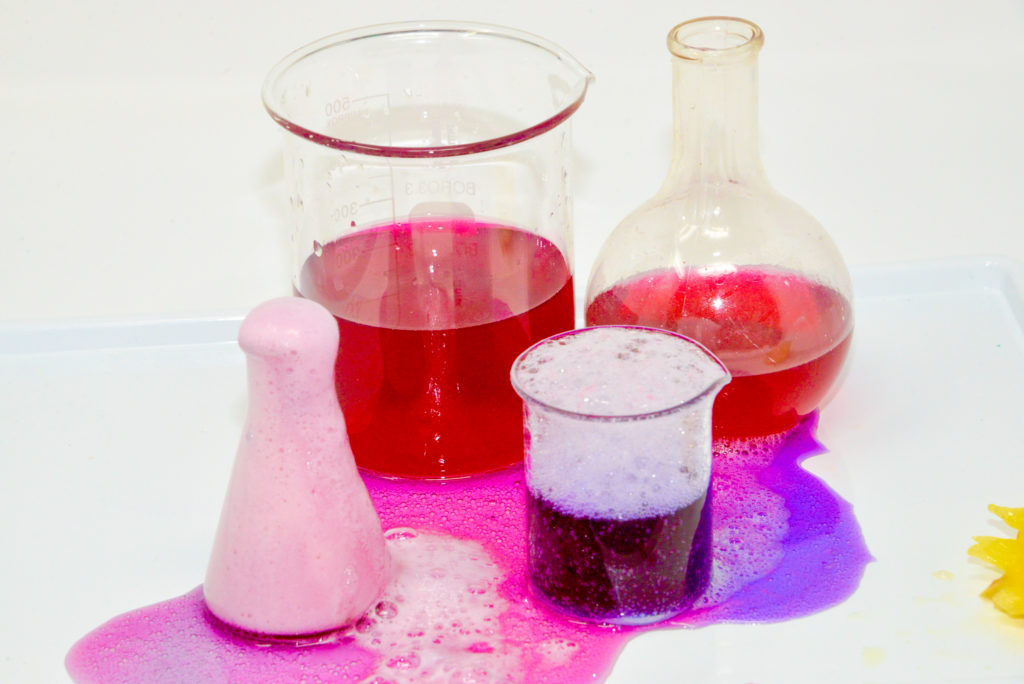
[245,355,339,425]
[664,51,766,188]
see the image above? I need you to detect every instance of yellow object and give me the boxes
[969,505,1024,618]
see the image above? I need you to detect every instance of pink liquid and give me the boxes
[299,218,575,478]
[586,268,853,437]
[66,417,873,683]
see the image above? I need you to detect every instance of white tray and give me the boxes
[3,259,1024,683]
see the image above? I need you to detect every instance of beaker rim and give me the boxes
[668,16,764,64]
[510,325,731,422]
[262,21,593,159]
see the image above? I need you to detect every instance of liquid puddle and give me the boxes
[66,416,872,683]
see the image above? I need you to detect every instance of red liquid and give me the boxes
[300,218,574,478]
[586,268,852,437]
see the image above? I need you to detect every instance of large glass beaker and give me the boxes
[263,22,591,478]
[585,17,852,437]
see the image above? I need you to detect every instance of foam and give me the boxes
[512,326,726,417]
[352,529,521,682]
[691,435,790,609]
[204,296,388,635]
[514,327,727,520]
[526,414,713,519]
[238,297,338,362]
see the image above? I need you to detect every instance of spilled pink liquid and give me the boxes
[66,416,872,683]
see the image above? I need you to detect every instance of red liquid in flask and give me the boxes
[300,218,574,478]
[586,267,852,437]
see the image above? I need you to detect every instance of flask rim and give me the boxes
[668,17,764,64]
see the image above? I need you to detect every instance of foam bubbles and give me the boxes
[352,530,521,683]
[514,327,727,520]
[692,435,790,609]
[513,326,727,417]
[526,413,713,519]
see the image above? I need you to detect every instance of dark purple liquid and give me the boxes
[528,492,712,623]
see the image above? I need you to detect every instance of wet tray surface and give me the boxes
[2,259,1024,683]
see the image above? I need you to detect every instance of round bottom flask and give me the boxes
[585,17,853,437]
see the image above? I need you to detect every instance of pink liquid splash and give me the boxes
[66,415,872,683]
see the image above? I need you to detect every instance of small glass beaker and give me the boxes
[262,22,592,479]
[511,326,729,624]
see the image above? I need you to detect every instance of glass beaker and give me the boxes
[585,17,853,438]
[511,326,729,624]
[262,22,592,479]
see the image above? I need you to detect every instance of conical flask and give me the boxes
[586,17,853,437]
[204,297,388,638]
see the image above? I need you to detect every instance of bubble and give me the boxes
[448,668,492,684]
[375,601,399,620]
[385,653,420,670]
[352,532,520,682]
[385,528,419,541]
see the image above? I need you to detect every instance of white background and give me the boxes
[2,0,1023,322]
[4,2,1024,683]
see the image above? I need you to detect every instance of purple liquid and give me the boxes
[66,416,872,683]
[527,492,711,623]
